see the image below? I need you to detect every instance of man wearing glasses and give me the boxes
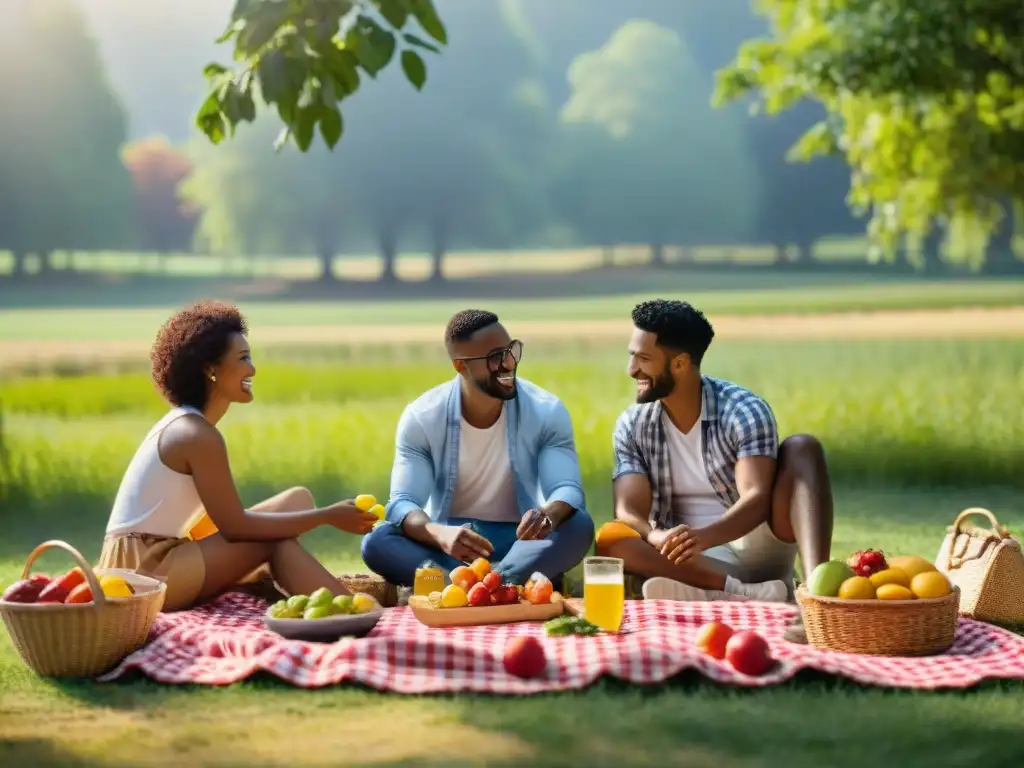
[361,309,594,589]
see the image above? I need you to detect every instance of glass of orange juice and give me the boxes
[413,561,446,597]
[583,556,625,632]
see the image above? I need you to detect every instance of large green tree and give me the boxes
[714,0,1024,272]
[0,0,136,276]
[555,20,760,264]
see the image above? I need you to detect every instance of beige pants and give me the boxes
[703,521,798,586]
[98,533,206,612]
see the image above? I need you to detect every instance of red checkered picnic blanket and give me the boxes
[97,592,1024,692]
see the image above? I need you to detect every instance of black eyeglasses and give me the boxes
[454,339,524,371]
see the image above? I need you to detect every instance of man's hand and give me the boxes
[516,508,554,541]
[433,524,494,562]
[652,524,704,565]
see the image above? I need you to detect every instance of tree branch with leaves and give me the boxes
[195,0,447,152]
[713,0,1024,264]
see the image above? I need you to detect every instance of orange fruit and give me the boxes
[837,576,876,600]
[65,583,93,604]
[595,521,642,550]
[910,571,951,599]
[695,621,734,659]
[876,583,915,601]
[869,568,910,589]
[469,557,491,581]
[449,566,478,592]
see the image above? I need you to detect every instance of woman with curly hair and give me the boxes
[98,300,377,611]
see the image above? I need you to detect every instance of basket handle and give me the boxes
[22,540,107,608]
[951,508,1010,539]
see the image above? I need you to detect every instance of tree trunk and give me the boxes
[430,221,446,282]
[378,227,398,283]
[984,200,1018,274]
[921,227,943,274]
[773,243,787,265]
[318,247,336,283]
[11,251,26,278]
[602,244,614,268]
[796,240,814,266]
[649,242,665,267]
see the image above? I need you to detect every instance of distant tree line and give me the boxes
[1,0,1020,283]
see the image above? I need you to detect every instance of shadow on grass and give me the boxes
[0,739,108,767]
[33,670,1024,767]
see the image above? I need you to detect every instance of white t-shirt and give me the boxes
[449,407,521,523]
[662,406,727,529]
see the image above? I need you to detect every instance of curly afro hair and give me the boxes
[444,308,499,346]
[632,299,715,366]
[150,300,249,409]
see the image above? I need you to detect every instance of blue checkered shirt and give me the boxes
[612,375,779,530]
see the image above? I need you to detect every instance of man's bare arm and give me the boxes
[697,456,776,549]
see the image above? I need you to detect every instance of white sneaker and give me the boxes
[723,575,789,603]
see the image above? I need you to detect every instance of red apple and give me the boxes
[725,630,775,676]
[467,582,491,607]
[502,585,521,604]
[37,567,85,604]
[482,571,502,592]
[1,574,51,603]
[503,636,547,679]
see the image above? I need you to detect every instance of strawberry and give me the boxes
[847,549,887,577]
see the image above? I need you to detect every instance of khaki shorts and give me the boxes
[98,533,206,612]
[703,521,798,588]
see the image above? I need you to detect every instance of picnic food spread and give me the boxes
[267,586,381,620]
[807,550,952,600]
[426,563,561,610]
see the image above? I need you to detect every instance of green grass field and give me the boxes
[1,331,1023,766]
[2,277,1023,342]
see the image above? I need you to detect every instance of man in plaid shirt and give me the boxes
[596,299,835,643]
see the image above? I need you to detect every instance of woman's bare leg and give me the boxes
[194,486,347,600]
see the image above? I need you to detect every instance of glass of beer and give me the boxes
[583,556,625,632]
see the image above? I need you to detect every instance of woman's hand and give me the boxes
[327,500,380,535]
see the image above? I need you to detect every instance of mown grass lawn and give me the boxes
[1,334,1022,766]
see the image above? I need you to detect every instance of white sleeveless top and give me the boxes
[105,406,207,538]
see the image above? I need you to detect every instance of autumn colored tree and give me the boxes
[122,137,200,260]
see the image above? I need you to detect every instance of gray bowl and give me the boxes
[263,607,384,642]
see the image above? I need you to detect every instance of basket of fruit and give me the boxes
[796,549,961,656]
[0,540,166,677]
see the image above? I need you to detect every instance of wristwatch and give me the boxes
[539,511,554,531]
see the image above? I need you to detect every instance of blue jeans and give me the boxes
[360,513,595,587]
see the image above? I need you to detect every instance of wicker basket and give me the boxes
[0,540,166,677]
[795,584,960,656]
[337,572,398,607]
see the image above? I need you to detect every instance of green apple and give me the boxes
[304,605,332,620]
[308,587,334,608]
[286,594,309,612]
[332,595,354,615]
[808,560,856,597]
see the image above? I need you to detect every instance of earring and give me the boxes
[210,374,216,382]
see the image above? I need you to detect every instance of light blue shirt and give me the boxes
[385,377,588,526]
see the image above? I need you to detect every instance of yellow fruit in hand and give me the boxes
[98,574,134,598]
[869,568,910,589]
[354,494,377,512]
[837,576,876,600]
[887,555,937,580]
[440,584,469,608]
[910,571,951,599]
[876,583,915,601]
[367,503,385,520]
